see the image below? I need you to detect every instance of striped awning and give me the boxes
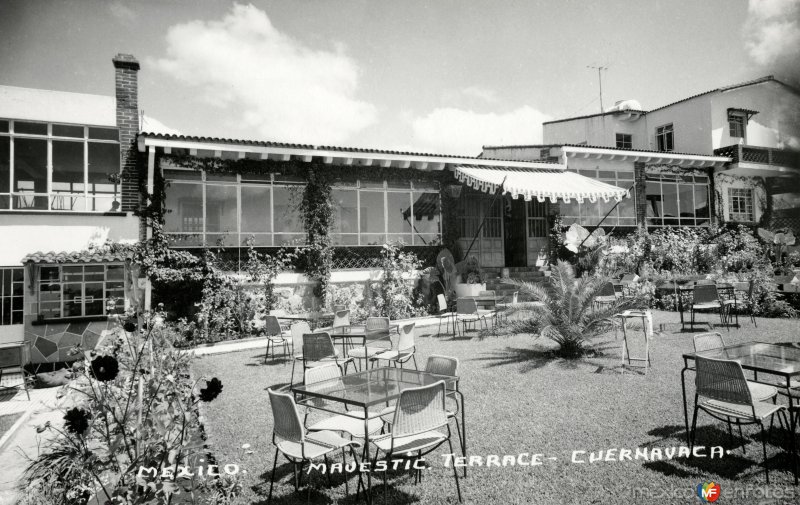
[454,165,630,203]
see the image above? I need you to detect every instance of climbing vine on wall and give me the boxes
[713,172,769,228]
[298,164,334,303]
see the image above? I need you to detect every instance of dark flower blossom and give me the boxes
[64,407,91,435]
[89,355,119,382]
[199,378,223,402]
[123,320,137,332]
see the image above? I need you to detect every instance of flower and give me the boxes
[64,407,91,435]
[89,355,119,382]
[199,378,223,402]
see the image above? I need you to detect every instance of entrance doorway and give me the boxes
[504,197,527,267]
[526,200,549,267]
[455,189,504,267]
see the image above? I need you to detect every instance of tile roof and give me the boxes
[139,132,315,149]
[542,110,647,125]
[22,250,131,264]
[484,143,728,159]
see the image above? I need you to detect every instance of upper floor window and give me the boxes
[0,120,120,212]
[655,124,674,152]
[0,267,23,325]
[728,112,746,139]
[728,187,754,222]
[615,133,632,149]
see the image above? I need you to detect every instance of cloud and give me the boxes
[141,115,181,135]
[410,106,552,156]
[152,3,376,144]
[108,1,136,23]
[744,0,800,66]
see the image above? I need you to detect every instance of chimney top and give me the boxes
[112,53,140,71]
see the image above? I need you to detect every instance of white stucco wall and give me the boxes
[0,85,116,126]
[543,114,647,148]
[714,175,766,224]
[709,80,800,150]
[0,213,139,266]
[644,96,713,155]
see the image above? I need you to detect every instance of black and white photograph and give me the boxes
[0,1,799,503]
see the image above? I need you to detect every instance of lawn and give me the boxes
[192,311,800,504]
[0,412,23,441]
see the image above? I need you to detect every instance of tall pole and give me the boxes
[587,65,607,113]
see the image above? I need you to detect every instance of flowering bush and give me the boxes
[329,283,371,323]
[371,243,429,320]
[23,309,235,505]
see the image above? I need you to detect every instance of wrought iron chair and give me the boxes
[303,363,383,438]
[370,381,462,502]
[727,280,757,327]
[689,284,726,330]
[263,315,290,364]
[372,323,417,369]
[267,388,363,503]
[456,298,492,336]
[436,294,457,337]
[689,356,791,484]
[348,317,392,371]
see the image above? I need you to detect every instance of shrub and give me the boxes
[371,243,430,320]
[328,283,371,324]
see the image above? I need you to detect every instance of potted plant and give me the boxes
[454,255,487,297]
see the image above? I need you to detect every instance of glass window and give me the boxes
[0,136,9,194]
[0,120,8,133]
[615,133,632,149]
[411,192,441,242]
[0,268,24,325]
[88,127,119,141]
[14,138,47,202]
[205,184,238,236]
[38,264,124,319]
[164,183,203,233]
[53,124,84,138]
[14,121,47,135]
[359,190,385,244]
[52,140,85,186]
[728,113,746,138]
[679,183,695,225]
[386,191,412,244]
[241,185,271,234]
[331,188,358,245]
[728,187,754,222]
[273,186,304,245]
[646,174,709,227]
[656,124,674,152]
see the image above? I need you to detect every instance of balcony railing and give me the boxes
[714,144,800,168]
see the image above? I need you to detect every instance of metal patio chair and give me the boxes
[290,331,353,387]
[0,342,31,401]
[436,294,457,337]
[689,356,791,484]
[456,298,492,336]
[372,323,417,369]
[348,317,392,371]
[263,315,290,364]
[267,388,363,503]
[689,284,726,330]
[594,281,618,310]
[303,363,384,438]
[370,381,462,503]
[727,280,758,327]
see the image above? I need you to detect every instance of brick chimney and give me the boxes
[112,54,140,213]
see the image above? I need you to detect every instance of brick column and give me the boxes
[634,161,647,228]
[113,54,140,213]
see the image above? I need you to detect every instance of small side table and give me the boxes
[614,310,653,374]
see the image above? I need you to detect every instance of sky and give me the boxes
[0,0,798,155]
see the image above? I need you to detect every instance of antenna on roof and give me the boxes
[587,65,608,113]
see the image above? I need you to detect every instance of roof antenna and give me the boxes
[587,65,608,113]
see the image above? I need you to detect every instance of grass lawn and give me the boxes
[192,311,800,504]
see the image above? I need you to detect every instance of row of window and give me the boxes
[0,120,121,212]
[617,111,747,153]
[163,170,442,247]
[561,169,636,226]
[0,268,23,325]
[646,174,710,226]
[38,264,124,319]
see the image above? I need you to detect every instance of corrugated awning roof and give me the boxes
[454,165,629,203]
[22,250,130,265]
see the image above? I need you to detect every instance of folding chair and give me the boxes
[348,317,392,371]
[263,315,291,364]
[456,298,492,336]
[689,284,726,330]
[290,332,353,387]
[436,294,457,337]
[372,323,417,369]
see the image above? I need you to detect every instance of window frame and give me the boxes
[615,133,633,149]
[655,123,674,152]
[0,119,120,212]
[728,187,755,222]
[37,263,125,321]
[645,173,710,227]
[0,267,24,326]
[728,112,746,139]
[559,169,636,227]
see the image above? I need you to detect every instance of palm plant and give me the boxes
[505,260,641,357]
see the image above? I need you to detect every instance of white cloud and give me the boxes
[410,106,552,156]
[745,0,800,65]
[108,1,136,23]
[141,115,181,135]
[152,3,376,144]
[459,86,498,104]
